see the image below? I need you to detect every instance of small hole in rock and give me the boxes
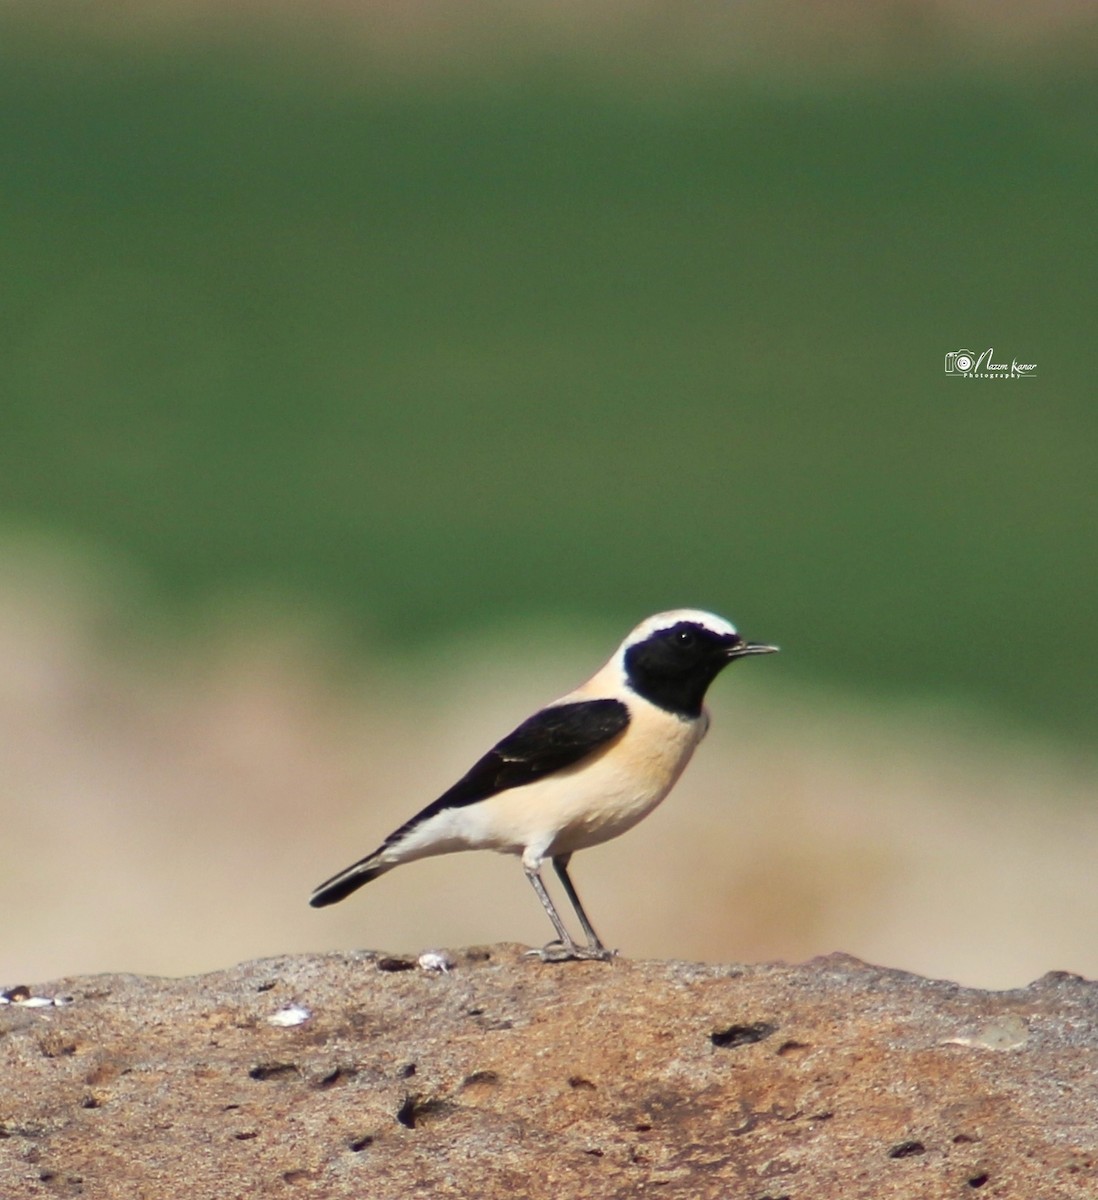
[396,1095,449,1130]
[634,1122,652,1133]
[256,981,276,992]
[234,1131,258,1141]
[80,1096,101,1109]
[568,1076,596,1091]
[249,1063,298,1082]
[349,1136,373,1152]
[462,1071,499,1088]
[398,1063,417,1079]
[377,956,416,972]
[889,1141,926,1159]
[317,1067,354,1088]
[968,1174,989,1189]
[953,1134,976,1144]
[777,1040,810,1057]
[710,1022,777,1048]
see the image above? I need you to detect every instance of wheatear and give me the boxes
[310,609,777,960]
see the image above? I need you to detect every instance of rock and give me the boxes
[1,948,1096,1198]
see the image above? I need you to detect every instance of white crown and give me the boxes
[622,609,739,649]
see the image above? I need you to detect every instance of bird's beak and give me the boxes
[727,641,779,659]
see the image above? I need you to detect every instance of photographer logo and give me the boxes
[944,348,1036,378]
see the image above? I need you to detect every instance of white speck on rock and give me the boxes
[942,1013,1029,1050]
[266,1005,311,1027]
[418,951,455,974]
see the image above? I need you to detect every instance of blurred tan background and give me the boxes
[1,1,1095,990]
[3,552,1095,990]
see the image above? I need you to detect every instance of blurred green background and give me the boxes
[1,4,1096,986]
[2,5,1095,743]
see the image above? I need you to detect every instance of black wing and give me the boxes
[381,698,630,847]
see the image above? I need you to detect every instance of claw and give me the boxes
[523,941,563,958]
[532,941,616,964]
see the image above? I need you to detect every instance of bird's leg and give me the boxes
[522,860,585,960]
[553,854,614,961]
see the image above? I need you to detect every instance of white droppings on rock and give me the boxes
[418,950,455,974]
[266,1005,311,1028]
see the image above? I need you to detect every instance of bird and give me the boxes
[310,609,778,961]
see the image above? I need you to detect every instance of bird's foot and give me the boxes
[526,940,617,964]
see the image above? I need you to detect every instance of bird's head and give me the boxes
[619,609,778,718]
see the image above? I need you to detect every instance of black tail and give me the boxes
[309,856,389,908]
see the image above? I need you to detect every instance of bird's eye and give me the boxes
[676,628,696,647]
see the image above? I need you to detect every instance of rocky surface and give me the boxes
[1,947,1096,1198]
